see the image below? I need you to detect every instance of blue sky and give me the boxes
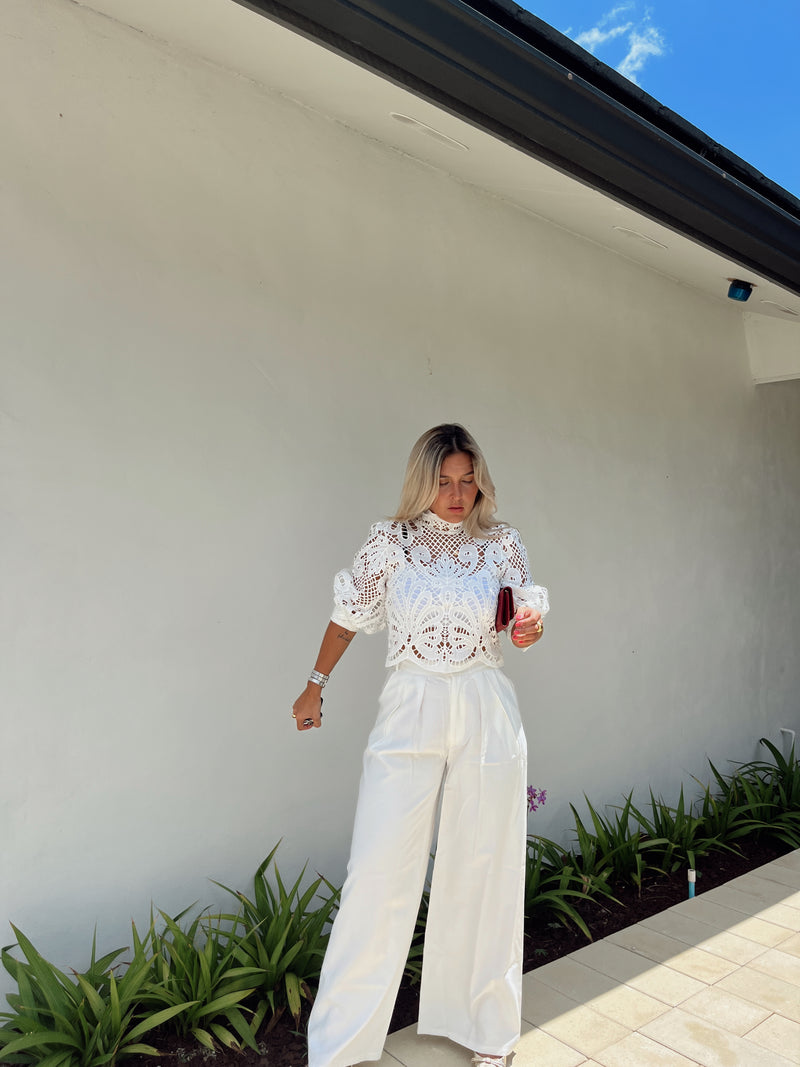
[515,1,800,199]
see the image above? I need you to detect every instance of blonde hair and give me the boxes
[393,424,501,537]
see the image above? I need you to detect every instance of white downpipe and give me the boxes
[780,728,797,758]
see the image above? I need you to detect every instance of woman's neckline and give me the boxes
[419,509,465,533]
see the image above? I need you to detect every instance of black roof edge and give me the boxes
[234,0,800,297]
[469,0,800,220]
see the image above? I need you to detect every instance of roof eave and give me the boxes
[235,0,800,298]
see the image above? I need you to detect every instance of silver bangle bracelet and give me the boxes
[309,669,329,689]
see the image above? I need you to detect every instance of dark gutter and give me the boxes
[468,0,800,220]
[234,0,800,297]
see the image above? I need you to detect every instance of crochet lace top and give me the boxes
[331,510,549,671]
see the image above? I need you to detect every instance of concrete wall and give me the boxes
[2,0,799,991]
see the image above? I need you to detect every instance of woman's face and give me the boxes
[431,451,479,523]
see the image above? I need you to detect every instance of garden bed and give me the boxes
[129,835,792,1067]
[5,740,796,1067]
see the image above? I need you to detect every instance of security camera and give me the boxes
[727,279,754,301]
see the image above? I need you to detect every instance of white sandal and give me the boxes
[471,1056,506,1067]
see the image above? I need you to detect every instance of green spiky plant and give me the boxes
[139,908,261,1052]
[570,792,659,891]
[628,784,735,873]
[726,739,800,847]
[525,836,614,939]
[213,843,339,1027]
[0,925,191,1067]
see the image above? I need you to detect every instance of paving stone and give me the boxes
[641,1007,797,1066]
[744,1014,800,1064]
[678,985,771,1035]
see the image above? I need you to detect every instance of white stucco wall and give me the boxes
[2,0,799,993]
[745,312,800,382]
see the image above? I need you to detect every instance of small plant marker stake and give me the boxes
[688,868,696,899]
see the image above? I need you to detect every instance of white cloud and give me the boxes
[617,24,665,84]
[570,5,665,85]
[574,21,632,55]
[600,3,637,23]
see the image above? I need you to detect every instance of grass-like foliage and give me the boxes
[627,784,740,873]
[0,845,339,1063]
[139,909,262,1052]
[524,836,614,939]
[526,737,799,935]
[0,926,191,1067]
[723,739,800,848]
[570,792,655,889]
[693,761,762,845]
[403,887,429,987]
[213,842,339,1027]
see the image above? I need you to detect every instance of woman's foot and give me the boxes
[471,1056,506,1067]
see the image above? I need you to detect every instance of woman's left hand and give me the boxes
[511,605,544,648]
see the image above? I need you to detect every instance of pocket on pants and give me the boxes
[474,672,527,766]
[366,671,414,749]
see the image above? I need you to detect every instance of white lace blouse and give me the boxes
[331,510,549,672]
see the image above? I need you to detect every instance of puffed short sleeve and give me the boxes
[498,526,550,618]
[331,523,396,634]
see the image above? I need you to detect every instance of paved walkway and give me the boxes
[366,849,800,1066]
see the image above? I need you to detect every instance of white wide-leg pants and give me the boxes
[307,660,528,1067]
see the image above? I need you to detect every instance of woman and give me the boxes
[292,424,548,1067]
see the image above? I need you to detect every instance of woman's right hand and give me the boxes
[292,684,323,732]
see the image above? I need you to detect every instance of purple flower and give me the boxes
[527,785,547,813]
